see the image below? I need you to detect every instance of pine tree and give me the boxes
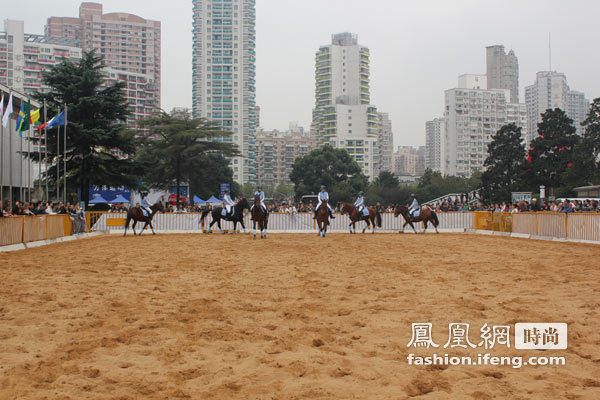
[481,123,526,202]
[525,108,579,191]
[137,110,239,206]
[34,50,139,205]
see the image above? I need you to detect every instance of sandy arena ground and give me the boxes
[0,233,599,399]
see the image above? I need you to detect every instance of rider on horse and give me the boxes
[251,185,267,214]
[222,189,235,217]
[354,191,366,217]
[141,191,152,217]
[408,193,420,222]
[314,185,335,219]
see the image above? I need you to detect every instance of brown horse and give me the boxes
[394,205,439,234]
[123,201,165,236]
[251,194,268,239]
[316,199,330,237]
[339,202,382,234]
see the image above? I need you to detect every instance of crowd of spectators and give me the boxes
[430,198,600,213]
[125,197,600,215]
[1,199,84,217]
[8,197,595,217]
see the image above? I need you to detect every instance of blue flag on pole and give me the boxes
[46,110,65,129]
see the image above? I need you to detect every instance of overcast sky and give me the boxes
[3,0,599,147]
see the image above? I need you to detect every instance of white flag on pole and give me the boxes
[2,93,13,128]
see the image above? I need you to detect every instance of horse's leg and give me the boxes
[132,221,137,235]
[218,219,225,234]
[149,220,156,235]
[240,218,247,234]
[422,219,427,234]
[208,217,215,233]
[434,217,439,234]
[123,217,129,236]
[263,220,267,238]
[253,219,257,239]
[362,219,368,234]
[231,220,237,234]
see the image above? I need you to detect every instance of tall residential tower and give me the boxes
[192,0,257,184]
[46,2,161,124]
[312,32,379,179]
[525,71,589,140]
[486,45,519,103]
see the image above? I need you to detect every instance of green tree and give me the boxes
[188,153,235,200]
[414,169,481,203]
[525,108,579,191]
[137,110,239,205]
[481,123,526,202]
[34,50,139,204]
[366,170,403,205]
[565,98,600,186]
[290,145,367,203]
[374,170,399,188]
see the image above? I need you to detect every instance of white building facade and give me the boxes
[0,20,82,96]
[525,71,589,141]
[192,0,257,184]
[375,112,393,176]
[312,32,378,179]
[425,117,446,174]
[486,45,519,103]
[445,85,527,177]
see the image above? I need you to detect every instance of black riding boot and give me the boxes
[329,209,335,219]
[313,209,318,219]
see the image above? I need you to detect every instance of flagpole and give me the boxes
[38,124,42,201]
[43,100,48,202]
[20,120,23,202]
[8,111,12,203]
[56,107,60,202]
[28,124,32,202]
[0,114,3,203]
[63,104,67,203]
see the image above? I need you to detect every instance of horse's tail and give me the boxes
[375,209,382,228]
[432,210,439,227]
[200,210,210,223]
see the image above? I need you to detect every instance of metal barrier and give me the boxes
[88,211,474,233]
[3,211,599,246]
[567,213,600,242]
[0,214,71,247]
[0,217,24,246]
[512,213,537,235]
[473,212,512,232]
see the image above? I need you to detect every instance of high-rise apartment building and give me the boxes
[486,45,519,103]
[255,129,315,187]
[445,82,527,177]
[425,117,446,174]
[0,20,82,96]
[312,32,378,179]
[375,112,393,176]
[525,71,589,141]
[567,90,589,136]
[392,146,425,177]
[192,0,257,184]
[45,2,161,124]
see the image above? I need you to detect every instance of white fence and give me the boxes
[90,212,474,233]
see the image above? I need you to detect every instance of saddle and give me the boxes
[221,207,235,217]
[360,207,369,217]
